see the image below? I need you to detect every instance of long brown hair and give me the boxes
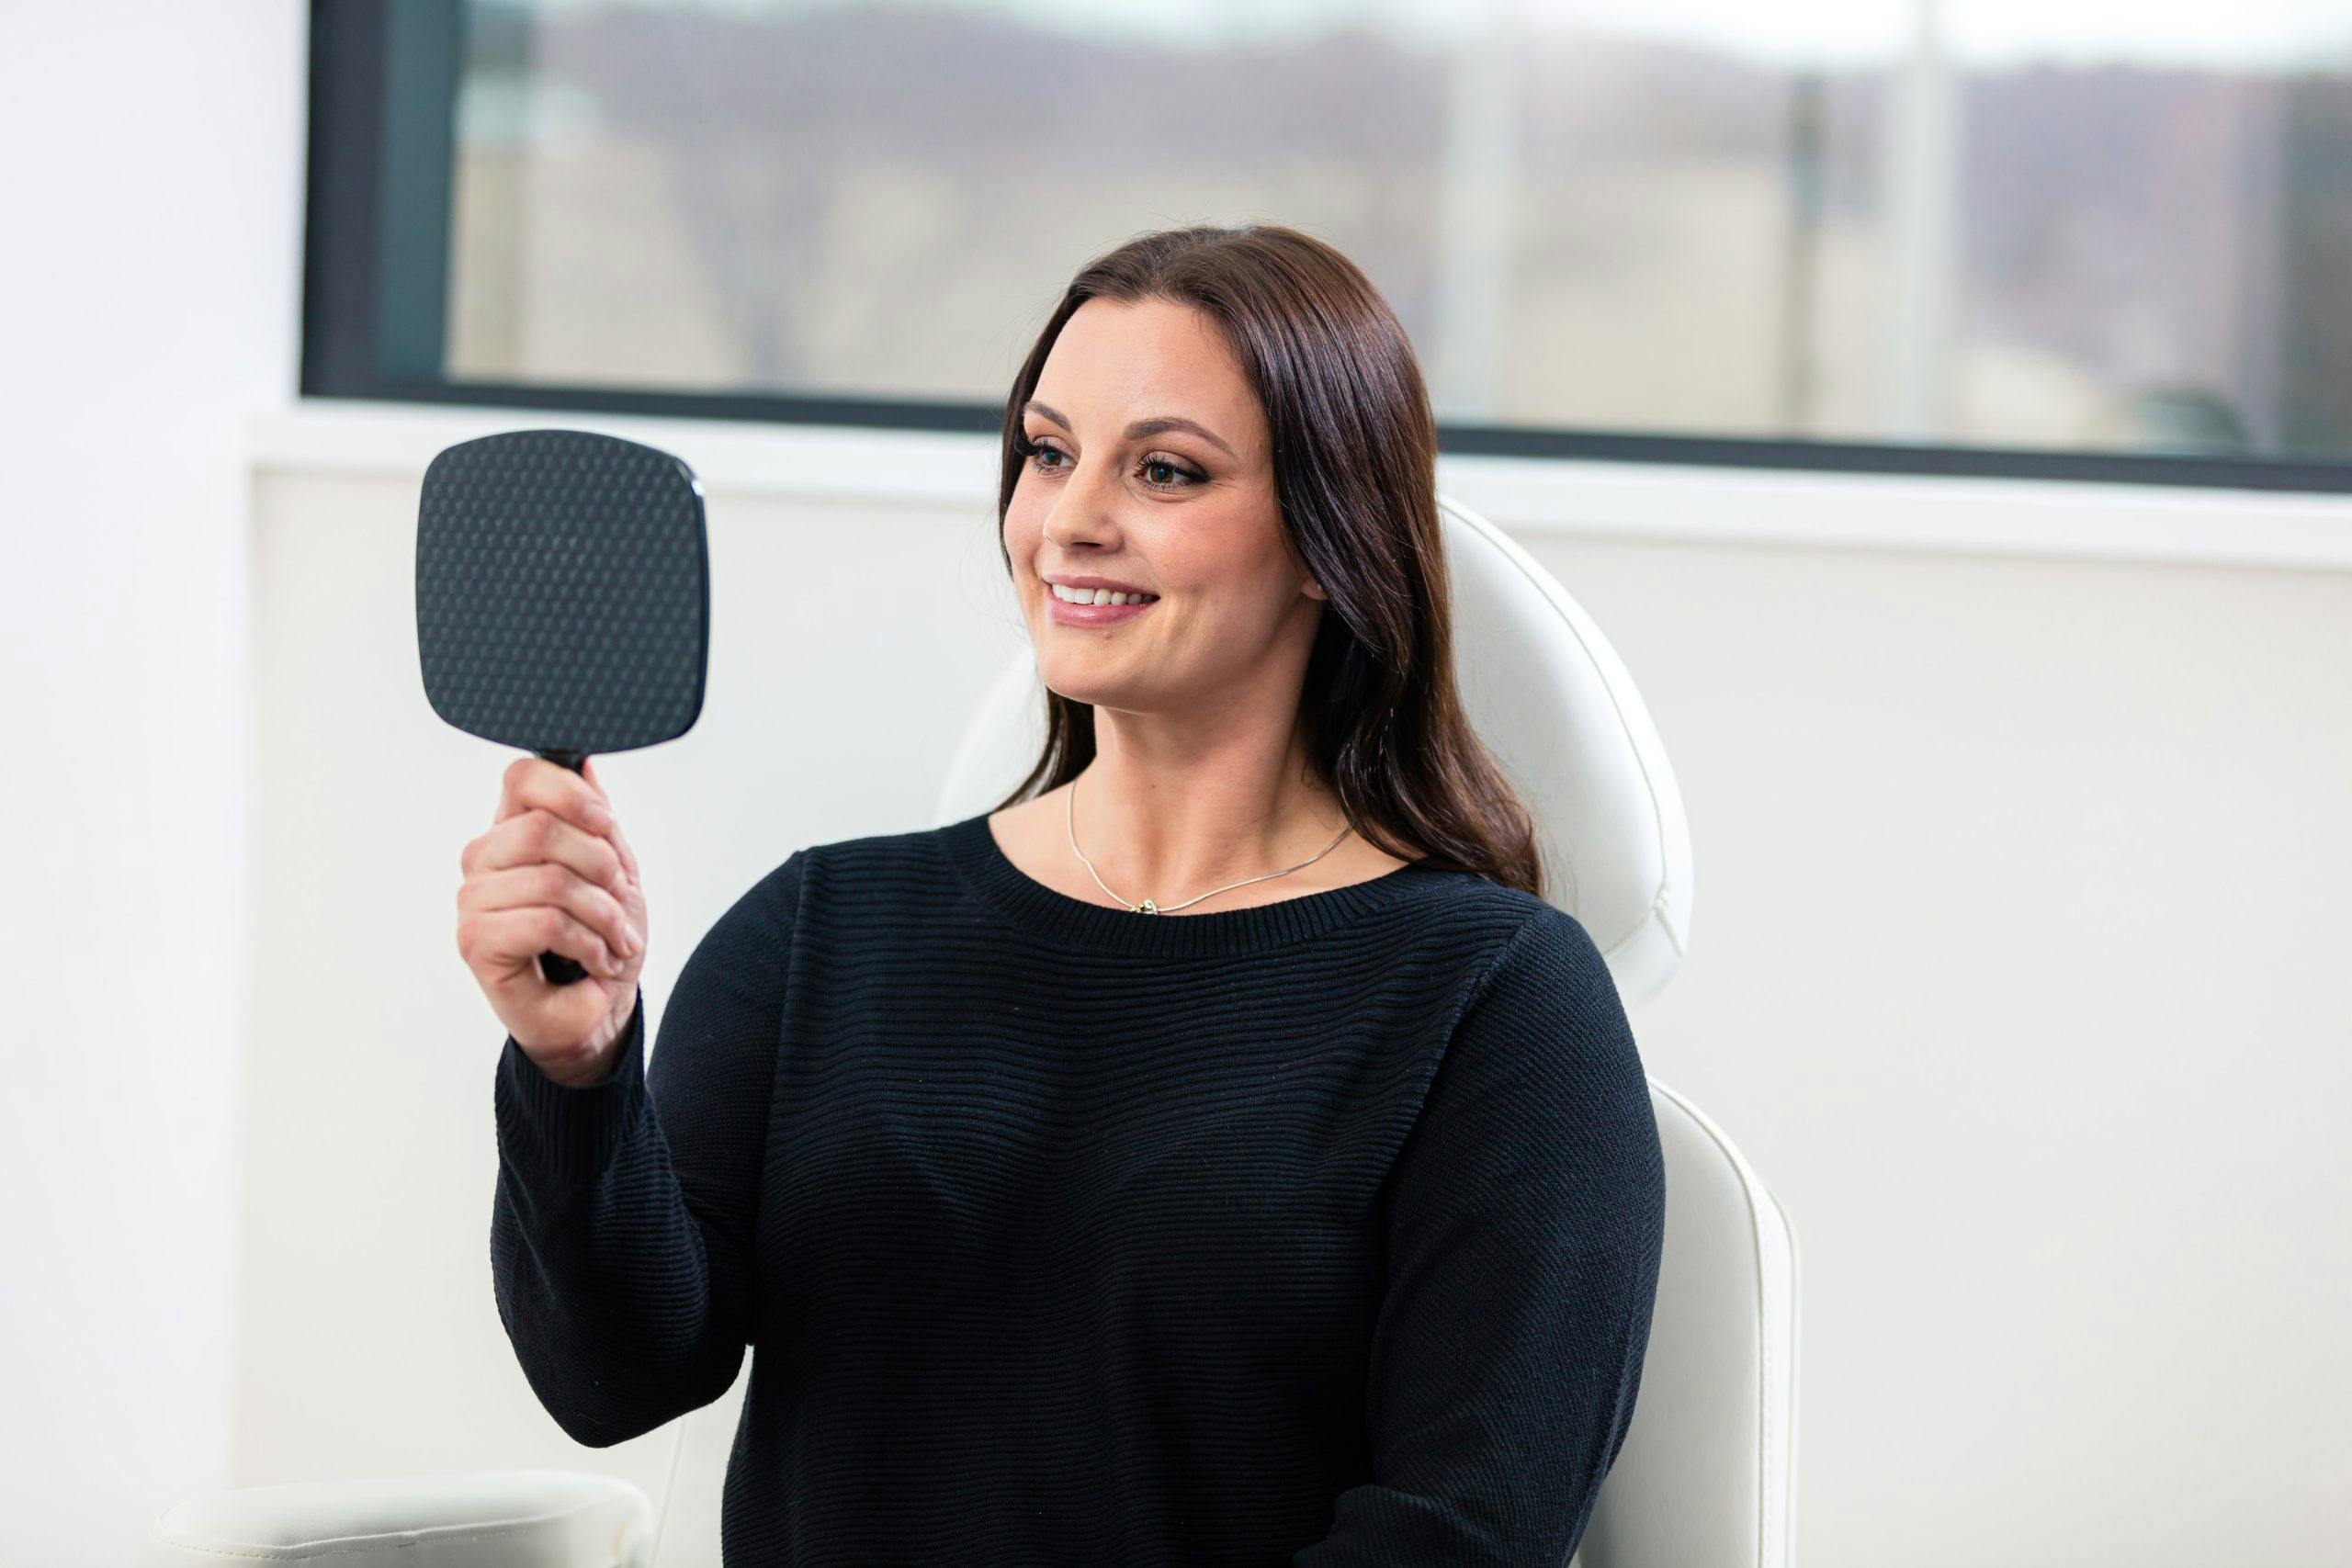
[988,223,1545,897]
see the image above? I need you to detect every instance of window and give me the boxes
[305,0,2352,491]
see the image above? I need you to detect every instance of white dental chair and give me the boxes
[141,493,1799,1568]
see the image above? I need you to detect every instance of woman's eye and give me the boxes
[1015,434,1203,491]
[1014,433,1068,472]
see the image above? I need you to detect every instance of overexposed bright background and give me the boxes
[4,3,2348,1565]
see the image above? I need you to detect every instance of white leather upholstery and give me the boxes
[1591,1087,1801,1568]
[146,493,1795,1567]
[137,1469,650,1566]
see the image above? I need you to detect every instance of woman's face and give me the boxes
[1002,295,1325,715]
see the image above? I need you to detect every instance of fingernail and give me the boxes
[627,922,644,953]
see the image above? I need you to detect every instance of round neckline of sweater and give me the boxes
[938,808,1439,958]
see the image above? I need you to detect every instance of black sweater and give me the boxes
[491,811,1667,1566]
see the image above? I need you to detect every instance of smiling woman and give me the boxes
[986,225,1555,906]
[488,222,1666,1568]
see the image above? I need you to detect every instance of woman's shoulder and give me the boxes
[677,827,952,981]
[1395,870,1615,1007]
[737,821,955,910]
[1406,860,1589,939]
[784,819,951,871]
[762,816,1037,919]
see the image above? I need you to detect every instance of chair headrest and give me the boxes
[934,492,1693,1004]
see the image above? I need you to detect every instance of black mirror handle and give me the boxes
[535,748,592,986]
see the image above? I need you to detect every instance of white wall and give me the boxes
[234,412,2352,1567]
[0,4,304,1562]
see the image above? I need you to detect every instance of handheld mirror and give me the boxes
[416,427,709,985]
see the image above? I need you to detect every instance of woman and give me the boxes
[462,223,1667,1566]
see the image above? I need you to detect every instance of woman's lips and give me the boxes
[1046,593,1159,627]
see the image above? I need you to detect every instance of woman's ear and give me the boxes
[1304,578,1327,602]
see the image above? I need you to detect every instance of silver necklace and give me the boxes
[1066,771,1355,914]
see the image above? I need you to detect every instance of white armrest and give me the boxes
[140,1468,652,1567]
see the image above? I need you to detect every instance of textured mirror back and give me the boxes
[416,428,707,758]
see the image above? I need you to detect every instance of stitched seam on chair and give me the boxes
[1766,1183,1802,1565]
[1596,887,1690,969]
[1756,1203,1776,1568]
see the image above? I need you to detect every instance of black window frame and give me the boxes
[303,0,2352,497]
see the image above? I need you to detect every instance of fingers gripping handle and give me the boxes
[537,748,592,986]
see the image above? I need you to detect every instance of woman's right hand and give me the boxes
[457,754,649,1087]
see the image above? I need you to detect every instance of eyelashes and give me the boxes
[1012,431,1206,491]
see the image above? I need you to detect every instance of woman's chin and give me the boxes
[1034,651,1144,710]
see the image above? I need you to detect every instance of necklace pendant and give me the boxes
[1136,897,1159,914]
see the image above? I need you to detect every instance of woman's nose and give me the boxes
[1042,463,1125,546]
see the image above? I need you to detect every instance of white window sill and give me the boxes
[249,397,2352,573]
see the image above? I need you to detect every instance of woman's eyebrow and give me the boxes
[1023,400,1237,461]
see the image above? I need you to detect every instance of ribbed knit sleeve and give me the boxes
[1295,904,1668,1567]
[489,850,804,1449]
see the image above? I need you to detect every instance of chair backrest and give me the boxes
[650,494,1796,1568]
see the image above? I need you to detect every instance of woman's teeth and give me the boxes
[1050,583,1159,605]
